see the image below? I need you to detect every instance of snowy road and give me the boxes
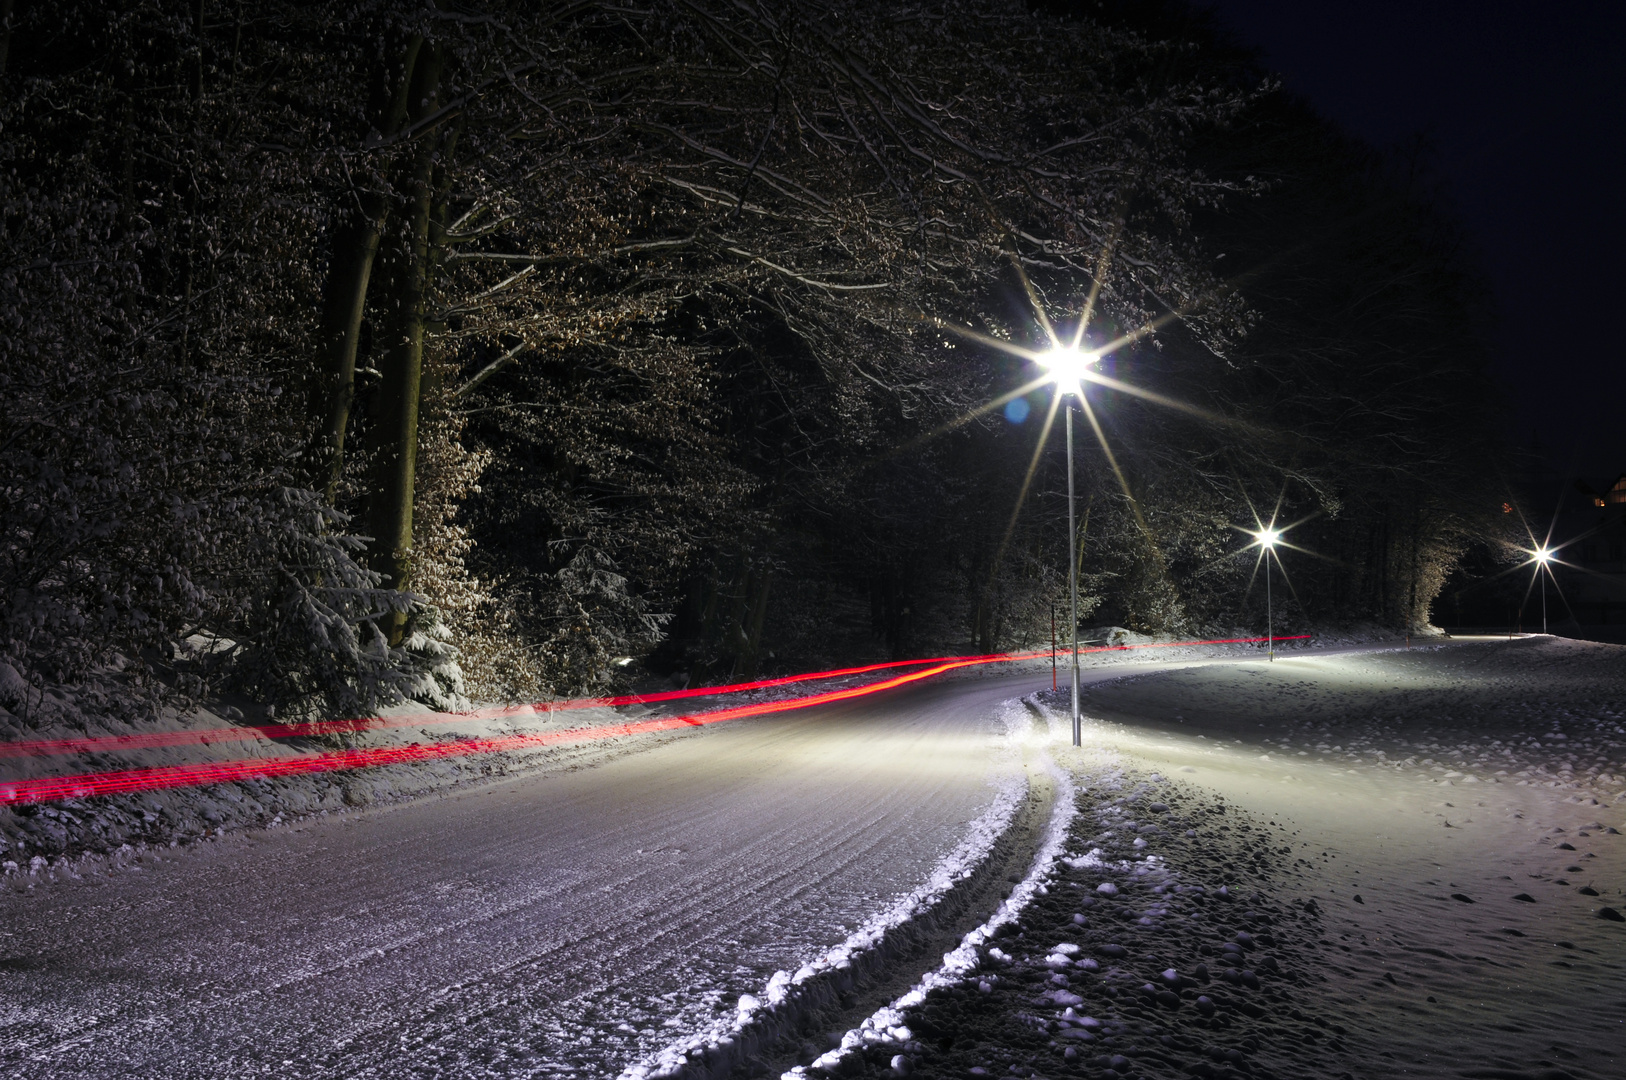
[0,642,1442,1080]
[0,665,1066,1079]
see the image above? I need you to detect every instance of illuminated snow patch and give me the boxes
[618,704,1029,1080]
[788,723,1080,1077]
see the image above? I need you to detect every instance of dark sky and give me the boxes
[1198,0,1626,483]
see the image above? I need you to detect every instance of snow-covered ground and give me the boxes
[0,631,1348,866]
[0,659,1041,864]
[6,634,1614,1080]
[0,696,648,865]
[0,669,1039,1079]
[804,636,1626,1080]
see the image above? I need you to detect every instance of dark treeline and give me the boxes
[0,0,1513,727]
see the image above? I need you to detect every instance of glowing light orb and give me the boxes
[1533,547,1553,564]
[1040,345,1099,394]
[1255,528,1283,548]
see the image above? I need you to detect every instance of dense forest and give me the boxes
[0,0,1515,728]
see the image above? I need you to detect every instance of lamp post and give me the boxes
[1039,346,1097,747]
[1534,547,1552,634]
[1066,401,1080,743]
[1254,528,1282,661]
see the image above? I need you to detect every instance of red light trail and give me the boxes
[0,635,1308,806]
[0,653,974,761]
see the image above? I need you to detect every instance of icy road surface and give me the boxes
[0,668,1060,1078]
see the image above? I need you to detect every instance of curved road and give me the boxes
[1,668,1054,1079]
[0,646,1402,1079]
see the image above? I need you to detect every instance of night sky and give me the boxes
[1198,0,1625,484]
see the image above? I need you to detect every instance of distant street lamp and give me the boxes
[1039,345,1099,747]
[1533,546,1553,634]
[1253,528,1283,661]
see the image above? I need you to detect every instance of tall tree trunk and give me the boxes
[176,0,206,369]
[313,34,423,501]
[417,113,464,407]
[1406,500,1421,630]
[739,563,773,680]
[723,550,752,678]
[0,0,14,82]
[189,0,205,102]
[698,570,723,644]
[1377,513,1390,624]
[368,43,443,644]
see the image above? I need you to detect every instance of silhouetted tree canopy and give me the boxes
[0,0,1512,727]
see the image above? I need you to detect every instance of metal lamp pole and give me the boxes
[1066,403,1081,745]
[1266,543,1274,661]
[1253,529,1280,661]
[1037,344,1094,747]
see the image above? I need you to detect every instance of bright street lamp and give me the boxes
[1253,527,1282,661]
[1040,344,1100,747]
[1041,345,1095,394]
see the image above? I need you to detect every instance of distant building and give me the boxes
[1554,473,1626,630]
[1601,474,1626,506]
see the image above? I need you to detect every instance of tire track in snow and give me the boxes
[1,679,1028,1079]
[619,699,1041,1080]
[784,697,1085,1077]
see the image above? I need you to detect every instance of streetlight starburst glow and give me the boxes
[1524,544,1561,633]
[923,256,1230,745]
[1039,344,1100,395]
[1238,516,1301,661]
[1037,340,1100,748]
